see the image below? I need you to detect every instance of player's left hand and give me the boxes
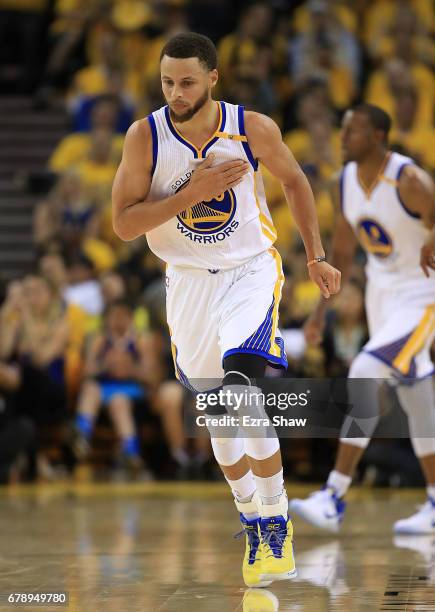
[308,262,341,299]
[420,240,435,277]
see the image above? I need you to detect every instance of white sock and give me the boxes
[226,470,258,519]
[426,485,435,502]
[327,470,352,499]
[225,470,256,503]
[253,468,284,505]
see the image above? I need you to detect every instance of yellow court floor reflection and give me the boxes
[0,483,434,611]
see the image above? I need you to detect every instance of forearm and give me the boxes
[0,362,21,390]
[0,326,18,360]
[282,171,325,260]
[113,186,198,241]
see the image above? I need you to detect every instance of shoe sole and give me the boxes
[244,579,273,588]
[394,526,435,535]
[289,502,340,533]
[260,568,298,582]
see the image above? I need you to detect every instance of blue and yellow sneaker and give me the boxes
[242,588,279,611]
[258,493,297,582]
[235,493,272,588]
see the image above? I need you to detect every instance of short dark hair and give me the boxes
[160,32,217,71]
[104,298,134,317]
[352,103,392,142]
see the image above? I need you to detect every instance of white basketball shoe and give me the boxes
[288,488,346,532]
[394,497,435,535]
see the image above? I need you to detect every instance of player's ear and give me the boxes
[209,69,218,88]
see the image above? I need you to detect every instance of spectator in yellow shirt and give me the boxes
[74,128,118,202]
[366,54,434,130]
[68,30,142,106]
[389,87,435,172]
[217,2,289,103]
[49,96,125,174]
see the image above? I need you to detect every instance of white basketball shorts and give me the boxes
[364,279,435,379]
[165,247,287,391]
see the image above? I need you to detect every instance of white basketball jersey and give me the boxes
[145,101,277,269]
[341,152,433,292]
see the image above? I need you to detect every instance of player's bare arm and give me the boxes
[244,111,341,299]
[303,173,359,344]
[112,120,250,240]
[397,165,435,277]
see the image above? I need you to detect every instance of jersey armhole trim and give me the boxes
[238,105,259,170]
[339,167,345,214]
[396,162,421,219]
[147,114,158,177]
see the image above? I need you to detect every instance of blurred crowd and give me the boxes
[0,0,434,484]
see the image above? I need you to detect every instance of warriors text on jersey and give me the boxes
[145,101,277,269]
[341,151,435,378]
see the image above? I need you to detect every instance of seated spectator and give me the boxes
[0,274,69,478]
[290,0,359,111]
[38,252,88,398]
[35,0,97,102]
[64,253,104,323]
[365,54,434,130]
[155,380,211,479]
[284,102,341,180]
[292,0,358,37]
[67,29,142,106]
[74,128,119,202]
[49,96,126,173]
[389,87,435,172]
[364,0,434,64]
[271,164,334,254]
[69,299,160,478]
[71,75,135,134]
[100,270,150,333]
[33,171,97,255]
[227,63,278,120]
[0,361,36,483]
[217,2,288,102]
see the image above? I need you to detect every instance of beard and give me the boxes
[169,88,209,123]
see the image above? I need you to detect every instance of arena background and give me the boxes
[0,0,433,485]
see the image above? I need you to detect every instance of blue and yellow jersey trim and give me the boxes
[170,336,197,392]
[164,101,227,159]
[253,171,277,244]
[237,105,258,170]
[368,304,435,378]
[223,248,287,369]
[147,113,158,176]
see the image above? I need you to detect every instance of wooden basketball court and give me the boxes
[0,483,434,611]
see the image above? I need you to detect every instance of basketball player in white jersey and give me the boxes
[112,32,340,587]
[289,104,435,534]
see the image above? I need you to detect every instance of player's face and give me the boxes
[341,111,376,163]
[161,56,217,123]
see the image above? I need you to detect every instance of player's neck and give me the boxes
[357,148,390,187]
[172,98,219,139]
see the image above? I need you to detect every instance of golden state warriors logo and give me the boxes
[357,218,393,258]
[173,177,239,244]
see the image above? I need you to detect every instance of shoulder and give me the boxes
[121,118,152,163]
[399,163,434,193]
[244,111,282,141]
[125,118,151,142]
